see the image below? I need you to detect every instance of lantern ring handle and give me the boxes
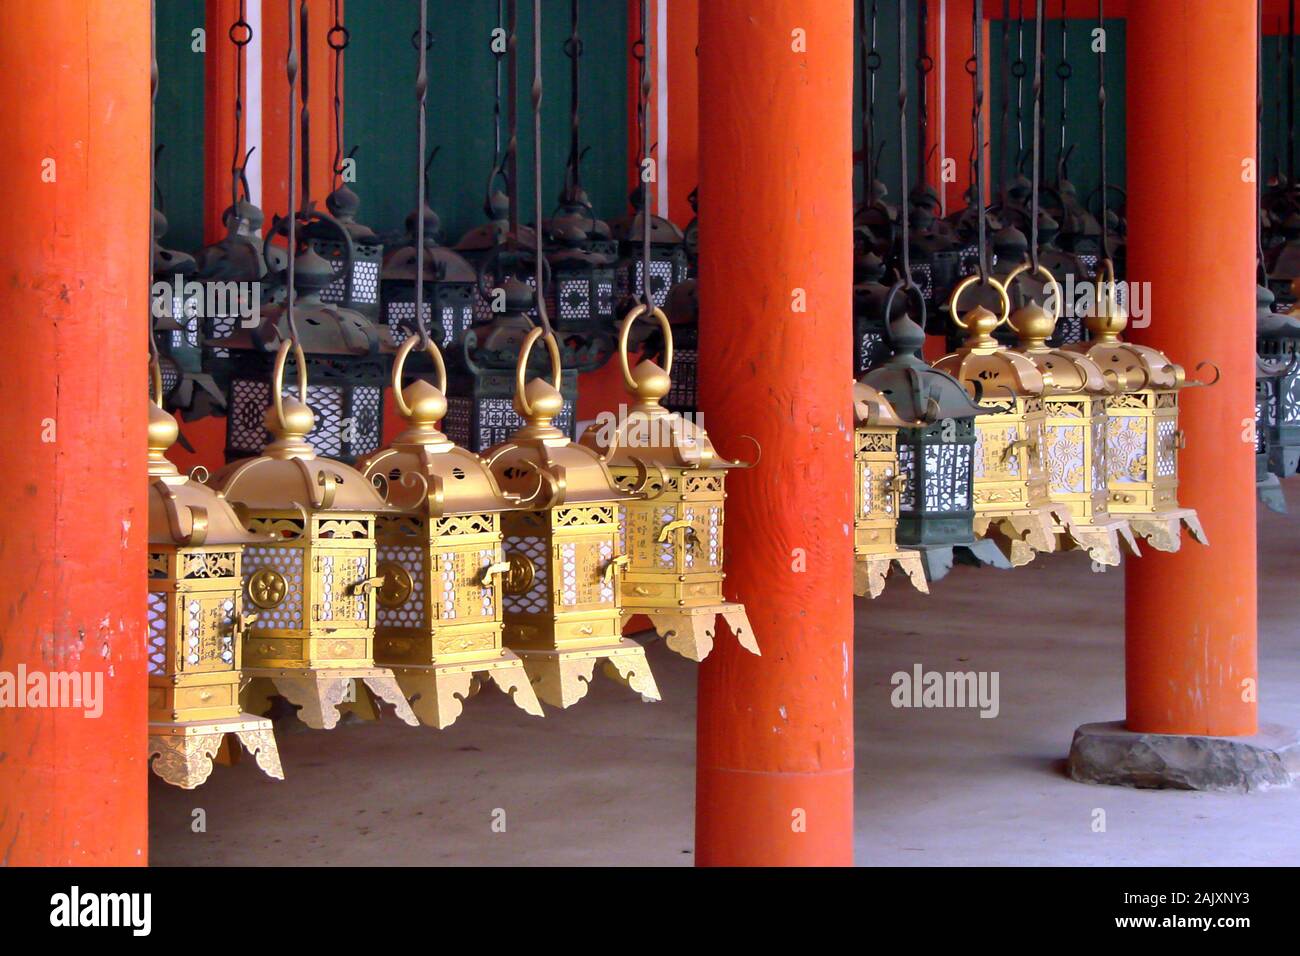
[272,339,309,432]
[391,335,448,417]
[618,304,672,391]
[1002,261,1063,325]
[880,280,927,345]
[949,274,1011,329]
[515,327,563,419]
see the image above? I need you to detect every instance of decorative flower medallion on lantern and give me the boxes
[859,290,1002,581]
[934,275,1064,566]
[482,328,658,708]
[579,306,759,661]
[851,380,929,598]
[1063,263,1214,551]
[357,338,543,727]
[209,341,419,730]
[1005,262,1139,566]
[145,383,283,789]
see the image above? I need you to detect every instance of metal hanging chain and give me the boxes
[917,0,933,189]
[1030,0,1044,273]
[563,0,583,194]
[149,0,161,370]
[532,0,554,336]
[230,0,253,215]
[414,0,431,351]
[1097,0,1108,263]
[492,0,506,176]
[897,0,915,288]
[998,0,1011,205]
[1258,0,1266,281]
[286,0,301,347]
[1290,0,1296,182]
[858,0,882,198]
[971,0,988,280]
[1275,16,1284,181]
[299,0,312,209]
[1056,0,1070,183]
[638,0,653,310]
[1014,0,1026,160]
[506,0,520,242]
[328,0,351,189]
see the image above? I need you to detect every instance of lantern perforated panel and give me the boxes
[616,258,678,308]
[503,535,550,614]
[226,378,383,463]
[666,349,699,414]
[923,443,973,512]
[1107,414,1148,483]
[443,394,576,453]
[1156,418,1178,479]
[147,591,169,677]
[316,239,383,314]
[242,547,305,629]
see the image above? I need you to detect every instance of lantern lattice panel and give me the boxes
[226,378,383,463]
[147,591,169,677]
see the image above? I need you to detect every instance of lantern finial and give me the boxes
[147,402,182,477]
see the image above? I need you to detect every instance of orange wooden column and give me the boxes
[0,0,150,864]
[695,0,855,866]
[1124,0,1257,736]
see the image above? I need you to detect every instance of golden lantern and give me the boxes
[578,306,759,661]
[934,275,1063,566]
[851,380,930,598]
[1005,263,1139,566]
[210,341,419,729]
[1063,263,1214,551]
[482,327,659,708]
[145,380,283,789]
[356,338,543,727]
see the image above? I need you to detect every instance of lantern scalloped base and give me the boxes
[147,716,284,790]
[1056,515,1142,568]
[392,656,544,728]
[852,551,930,599]
[912,540,1014,582]
[1259,474,1288,514]
[627,605,760,663]
[516,640,661,709]
[1127,508,1209,553]
[243,668,420,730]
[974,507,1063,567]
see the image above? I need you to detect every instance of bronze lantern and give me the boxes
[934,275,1063,566]
[851,380,929,598]
[482,328,658,708]
[579,306,759,661]
[210,341,419,730]
[357,338,543,727]
[146,388,283,789]
[1006,263,1138,565]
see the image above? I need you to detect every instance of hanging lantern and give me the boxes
[934,275,1063,566]
[577,307,758,660]
[302,185,385,322]
[209,341,419,729]
[850,379,929,598]
[1005,263,1138,565]
[854,251,907,375]
[151,208,205,396]
[639,278,699,416]
[1063,264,1214,551]
[545,209,618,351]
[146,386,283,789]
[194,195,266,367]
[859,293,1000,580]
[683,187,699,278]
[482,328,658,708]
[1259,284,1300,477]
[356,338,543,726]
[611,191,689,311]
[214,217,388,465]
[381,206,477,351]
[1256,355,1288,513]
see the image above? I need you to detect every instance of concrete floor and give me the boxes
[150,493,1300,866]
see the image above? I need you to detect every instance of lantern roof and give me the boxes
[358,379,518,517]
[305,184,379,244]
[934,307,1049,399]
[152,209,197,278]
[610,209,685,246]
[381,241,476,285]
[852,380,911,429]
[147,403,263,547]
[1008,302,1110,394]
[484,370,636,509]
[210,395,390,514]
[1063,295,1187,390]
[1261,284,1300,338]
[860,314,985,422]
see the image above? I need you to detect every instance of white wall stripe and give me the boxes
[245,0,264,210]
[656,0,669,220]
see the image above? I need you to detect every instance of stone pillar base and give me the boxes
[1067,720,1300,793]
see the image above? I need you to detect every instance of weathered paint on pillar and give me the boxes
[0,0,151,864]
[1124,0,1257,736]
[695,0,855,866]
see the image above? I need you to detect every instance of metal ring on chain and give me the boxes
[391,336,448,417]
[410,28,434,51]
[515,327,564,419]
[1003,261,1063,325]
[618,304,672,391]
[327,24,350,50]
[948,274,1011,329]
[229,19,253,46]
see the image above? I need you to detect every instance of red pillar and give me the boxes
[1124,0,1257,736]
[696,0,855,866]
[0,0,150,864]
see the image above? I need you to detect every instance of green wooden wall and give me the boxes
[156,0,208,252]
